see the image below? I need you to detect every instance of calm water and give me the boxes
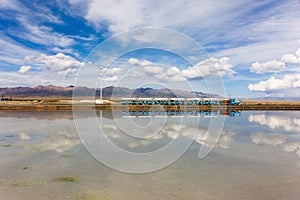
[0,111,300,200]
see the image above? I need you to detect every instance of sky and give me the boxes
[0,0,300,98]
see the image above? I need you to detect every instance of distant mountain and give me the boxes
[250,97,300,101]
[0,85,222,98]
[0,85,75,97]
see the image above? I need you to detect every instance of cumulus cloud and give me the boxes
[155,66,186,82]
[281,54,300,64]
[21,53,123,81]
[248,48,300,96]
[249,60,286,74]
[182,57,235,79]
[101,67,123,82]
[35,53,85,78]
[103,67,122,76]
[128,58,151,66]
[127,57,235,82]
[128,58,164,75]
[281,47,300,64]
[144,65,164,74]
[18,65,31,74]
[248,74,300,92]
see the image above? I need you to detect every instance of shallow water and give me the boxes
[0,111,300,200]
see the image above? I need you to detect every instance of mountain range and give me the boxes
[0,85,221,98]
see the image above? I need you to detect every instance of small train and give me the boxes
[121,98,242,106]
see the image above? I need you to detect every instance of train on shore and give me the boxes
[121,98,242,106]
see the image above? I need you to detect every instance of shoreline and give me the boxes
[1,100,300,111]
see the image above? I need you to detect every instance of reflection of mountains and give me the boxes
[0,111,76,120]
[0,110,241,120]
[0,111,121,120]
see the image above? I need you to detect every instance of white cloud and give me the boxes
[248,74,300,92]
[2,0,300,93]
[0,0,20,10]
[128,58,152,66]
[72,0,217,33]
[182,57,235,79]
[127,57,235,82]
[128,58,140,65]
[24,55,36,62]
[67,0,300,70]
[0,54,125,86]
[101,67,123,82]
[0,71,75,87]
[250,132,286,146]
[296,48,300,57]
[18,65,31,74]
[281,54,300,64]
[248,47,300,96]
[249,60,286,74]
[102,75,118,82]
[17,18,74,47]
[84,0,145,33]
[281,48,300,64]
[144,65,164,75]
[128,58,165,76]
[155,66,186,82]
[37,53,85,78]
[103,67,122,76]
[0,34,40,65]
[52,47,74,54]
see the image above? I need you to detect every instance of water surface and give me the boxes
[0,111,300,200]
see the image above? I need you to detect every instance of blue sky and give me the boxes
[0,0,300,98]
